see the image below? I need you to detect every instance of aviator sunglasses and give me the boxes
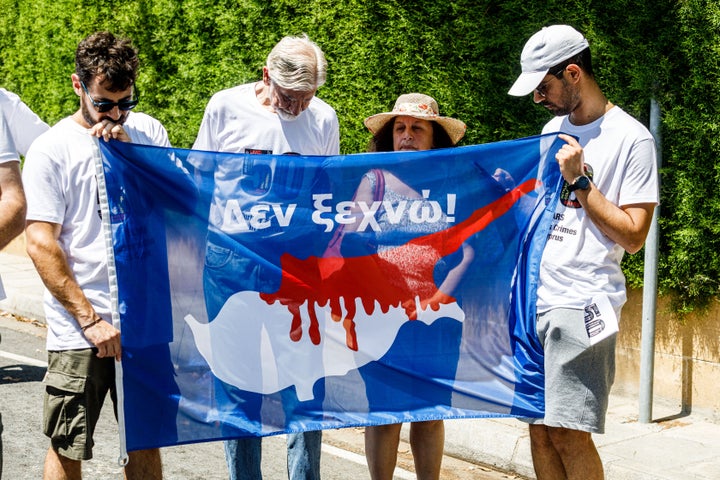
[80,80,139,112]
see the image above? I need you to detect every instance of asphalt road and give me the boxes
[0,311,523,479]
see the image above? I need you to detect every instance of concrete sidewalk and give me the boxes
[0,250,44,321]
[1,250,718,479]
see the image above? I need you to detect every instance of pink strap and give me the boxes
[323,169,385,258]
[371,168,385,202]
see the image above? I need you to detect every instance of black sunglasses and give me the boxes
[80,80,139,112]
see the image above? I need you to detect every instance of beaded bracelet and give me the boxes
[81,317,103,331]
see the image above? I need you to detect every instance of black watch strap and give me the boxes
[568,175,591,192]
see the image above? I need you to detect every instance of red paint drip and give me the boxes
[260,180,536,351]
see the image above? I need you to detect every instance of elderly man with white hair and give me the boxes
[192,34,339,480]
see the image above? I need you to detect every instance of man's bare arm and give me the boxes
[556,134,655,254]
[0,162,26,249]
[25,220,121,360]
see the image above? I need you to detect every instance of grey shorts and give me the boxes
[43,349,117,460]
[526,308,617,433]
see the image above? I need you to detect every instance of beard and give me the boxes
[81,98,128,128]
[542,101,574,117]
[543,81,580,117]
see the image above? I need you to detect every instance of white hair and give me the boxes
[266,34,327,91]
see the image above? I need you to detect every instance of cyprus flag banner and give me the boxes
[96,133,563,451]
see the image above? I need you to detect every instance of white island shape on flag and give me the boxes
[184,291,465,401]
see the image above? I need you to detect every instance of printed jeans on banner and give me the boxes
[203,235,322,480]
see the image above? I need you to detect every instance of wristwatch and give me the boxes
[568,175,591,192]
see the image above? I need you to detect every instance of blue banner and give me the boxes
[98,134,563,451]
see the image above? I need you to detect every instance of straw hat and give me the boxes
[364,93,467,144]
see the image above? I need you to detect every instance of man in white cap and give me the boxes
[509,25,659,479]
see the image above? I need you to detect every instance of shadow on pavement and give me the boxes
[0,364,46,384]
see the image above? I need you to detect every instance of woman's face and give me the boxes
[392,116,434,152]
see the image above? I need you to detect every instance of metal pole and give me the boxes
[639,98,662,423]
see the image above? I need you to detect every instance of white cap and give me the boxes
[508,25,589,96]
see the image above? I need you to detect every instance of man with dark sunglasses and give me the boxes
[22,31,170,480]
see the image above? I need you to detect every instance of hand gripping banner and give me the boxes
[97,134,563,451]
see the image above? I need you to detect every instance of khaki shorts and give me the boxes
[43,348,116,460]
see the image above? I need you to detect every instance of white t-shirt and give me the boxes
[23,112,170,350]
[192,82,339,158]
[0,88,49,164]
[191,82,340,233]
[0,89,48,300]
[536,106,659,314]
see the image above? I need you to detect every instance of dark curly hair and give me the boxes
[75,31,138,91]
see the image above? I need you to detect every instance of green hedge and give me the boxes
[1,0,717,313]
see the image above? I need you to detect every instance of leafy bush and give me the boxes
[1,0,717,313]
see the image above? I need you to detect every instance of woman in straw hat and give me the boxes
[359,93,469,480]
[364,93,466,152]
